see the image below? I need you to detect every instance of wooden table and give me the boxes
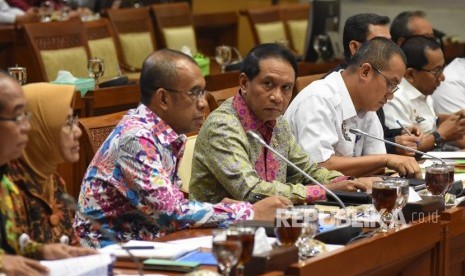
[440,207,465,276]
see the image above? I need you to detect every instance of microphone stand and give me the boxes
[61,193,144,276]
[348,128,446,164]
[246,130,349,224]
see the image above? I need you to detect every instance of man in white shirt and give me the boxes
[383,36,465,151]
[0,0,37,24]
[285,37,421,178]
[432,58,465,114]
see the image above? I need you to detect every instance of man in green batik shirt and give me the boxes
[190,44,373,205]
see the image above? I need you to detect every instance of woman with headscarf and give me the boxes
[7,83,82,248]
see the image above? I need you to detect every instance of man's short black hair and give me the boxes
[390,10,427,45]
[401,35,441,70]
[241,43,298,81]
[348,37,407,71]
[343,13,390,61]
[139,49,198,106]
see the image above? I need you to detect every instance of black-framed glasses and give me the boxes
[0,111,31,125]
[163,87,207,101]
[65,115,78,132]
[370,63,400,94]
[416,66,444,79]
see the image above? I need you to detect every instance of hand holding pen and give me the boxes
[394,120,423,156]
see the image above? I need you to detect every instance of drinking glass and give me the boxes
[274,207,304,247]
[215,45,232,73]
[39,0,55,22]
[60,0,71,20]
[425,164,450,196]
[446,164,455,193]
[313,34,331,62]
[7,65,27,85]
[372,181,400,232]
[212,229,242,276]
[390,179,409,229]
[294,207,319,260]
[87,57,105,89]
[226,227,255,276]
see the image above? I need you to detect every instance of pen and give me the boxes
[396,120,420,146]
[122,246,155,250]
[396,120,413,136]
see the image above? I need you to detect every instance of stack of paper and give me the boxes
[40,253,112,276]
[99,240,199,260]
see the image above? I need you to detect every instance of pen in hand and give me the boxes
[396,120,420,146]
[396,120,413,136]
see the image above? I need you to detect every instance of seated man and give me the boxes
[390,10,436,46]
[0,72,93,275]
[74,49,290,248]
[336,13,423,156]
[383,36,465,151]
[432,57,465,114]
[189,43,371,206]
[285,38,421,178]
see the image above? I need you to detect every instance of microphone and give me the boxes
[348,128,446,164]
[246,130,349,224]
[61,193,144,276]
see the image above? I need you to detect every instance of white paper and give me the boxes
[421,151,465,159]
[99,240,199,260]
[166,236,213,249]
[408,187,422,202]
[252,227,273,255]
[166,233,276,253]
[40,253,112,276]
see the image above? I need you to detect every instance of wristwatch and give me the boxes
[432,131,445,148]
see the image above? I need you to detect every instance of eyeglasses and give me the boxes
[163,87,207,101]
[65,115,78,132]
[370,63,400,94]
[0,111,32,125]
[416,66,444,79]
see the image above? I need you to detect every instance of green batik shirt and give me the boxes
[189,94,343,204]
[0,171,20,255]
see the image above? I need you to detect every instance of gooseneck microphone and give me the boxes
[348,128,446,164]
[61,193,144,276]
[246,130,349,224]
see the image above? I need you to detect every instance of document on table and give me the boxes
[421,151,465,159]
[40,253,112,276]
[99,240,199,260]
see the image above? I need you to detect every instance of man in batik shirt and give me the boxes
[74,49,289,248]
[190,44,371,205]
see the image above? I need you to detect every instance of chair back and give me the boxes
[23,19,91,82]
[83,18,122,81]
[280,3,310,55]
[241,6,287,46]
[178,132,197,194]
[83,84,141,116]
[210,86,238,106]
[205,71,240,91]
[106,7,157,71]
[79,110,127,158]
[295,73,325,97]
[151,2,197,53]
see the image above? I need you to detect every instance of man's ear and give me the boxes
[239,73,249,92]
[349,40,361,57]
[359,62,372,80]
[404,68,415,83]
[153,88,169,111]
